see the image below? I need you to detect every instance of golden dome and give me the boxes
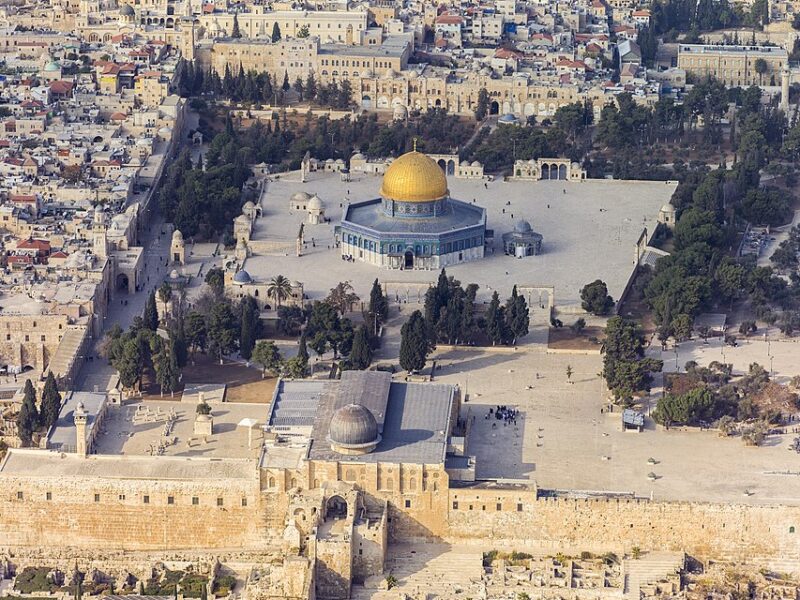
[379,151,448,203]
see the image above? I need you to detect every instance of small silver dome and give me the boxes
[328,403,380,454]
[514,220,532,233]
[233,270,252,284]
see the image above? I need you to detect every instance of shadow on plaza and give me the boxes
[432,352,520,377]
[470,407,535,480]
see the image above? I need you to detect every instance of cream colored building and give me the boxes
[677,44,787,87]
[199,10,368,45]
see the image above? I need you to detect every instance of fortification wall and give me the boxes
[0,475,264,551]
[444,492,800,559]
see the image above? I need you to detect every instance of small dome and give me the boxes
[308,195,323,210]
[393,104,408,120]
[172,229,183,241]
[471,160,481,167]
[514,219,532,233]
[384,68,397,79]
[660,203,675,213]
[363,69,373,78]
[335,158,345,164]
[170,269,180,280]
[233,269,252,284]
[292,191,311,201]
[119,3,135,15]
[290,280,301,288]
[408,70,419,79]
[44,60,61,72]
[328,403,380,453]
[243,200,255,210]
[498,113,518,124]
[351,152,364,160]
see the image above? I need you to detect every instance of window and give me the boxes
[404,499,411,508]
[517,503,523,512]
[17,491,23,500]
[95,494,101,502]
[217,497,224,507]
[168,496,174,505]
[192,496,199,505]
[46,492,52,501]
[496,503,502,511]
[143,495,150,504]
[791,526,796,534]
[24,335,29,342]
[242,498,248,507]
[452,501,458,510]
[119,494,125,501]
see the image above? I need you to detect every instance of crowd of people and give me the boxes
[486,405,520,428]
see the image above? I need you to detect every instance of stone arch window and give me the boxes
[409,477,417,491]
[268,476,275,488]
[791,526,796,534]
[290,477,297,488]
[345,468,356,481]
[385,477,394,490]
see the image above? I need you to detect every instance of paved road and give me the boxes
[78,217,171,393]
[76,109,201,393]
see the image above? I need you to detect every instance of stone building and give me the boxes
[339,149,487,270]
[677,43,788,87]
[512,157,587,181]
[503,219,544,257]
[224,268,304,311]
[170,229,185,265]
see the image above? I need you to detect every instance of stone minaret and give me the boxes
[92,207,108,259]
[74,401,87,457]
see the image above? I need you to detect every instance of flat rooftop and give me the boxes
[92,400,267,460]
[0,449,255,481]
[245,171,673,307]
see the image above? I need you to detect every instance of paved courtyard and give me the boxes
[432,346,800,506]
[239,171,675,308]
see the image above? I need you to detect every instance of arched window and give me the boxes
[385,477,394,490]
[409,477,417,491]
[268,477,275,488]
[345,469,356,481]
[290,477,297,488]
[791,526,796,534]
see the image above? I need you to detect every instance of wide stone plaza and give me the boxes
[242,168,676,308]
[430,343,800,506]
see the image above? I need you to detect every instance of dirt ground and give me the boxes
[140,354,277,404]
[547,326,604,351]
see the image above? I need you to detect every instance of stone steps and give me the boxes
[351,543,484,599]
[622,552,684,599]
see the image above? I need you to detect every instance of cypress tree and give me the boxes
[40,371,62,429]
[231,13,241,38]
[282,70,290,92]
[144,290,159,331]
[368,278,389,335]
[486,291,506,346]
[17,379,39,447]
[349,325,372,370]
[298,334,309,364]
[239,296,259,360]
[271,22,281,42]
[399,311,429,373]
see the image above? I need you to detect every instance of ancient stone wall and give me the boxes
[444,492,800,560]
[0,474,263,550]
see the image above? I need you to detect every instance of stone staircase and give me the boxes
[622,552,684,599]
[350,543,484,600]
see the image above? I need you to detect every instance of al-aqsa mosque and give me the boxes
[339,149,487,269]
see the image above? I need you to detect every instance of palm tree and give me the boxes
[267,275,292,309]
[157,282,172,319]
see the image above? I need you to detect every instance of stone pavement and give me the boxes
[242,172,674,308]
[431,346,800,505]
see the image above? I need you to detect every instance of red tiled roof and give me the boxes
[9,194,36,202]
[18,238,50,251]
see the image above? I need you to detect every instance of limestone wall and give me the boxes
[444,492,800,560]
[0,474,264,550]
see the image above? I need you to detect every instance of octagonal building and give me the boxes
[339,150,487,269]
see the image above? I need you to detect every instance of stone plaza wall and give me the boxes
[444,491,800,560]
[0,473,264,550]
